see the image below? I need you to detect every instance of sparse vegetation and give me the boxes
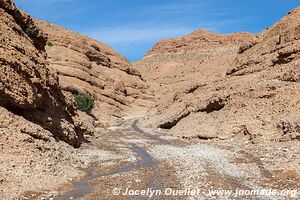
[74,93,94,112]
[47,41,54,47]
[24,27,36,37]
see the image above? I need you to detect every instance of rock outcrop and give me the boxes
[0,0,91,147]
[136,8,300,143]
[0,1,94,198]
[133,30,255,98]
[146,29,255,56]
[34,20,153,126]
[0,106,85,199]
[228,7,300,76]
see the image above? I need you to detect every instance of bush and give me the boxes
[47,41,54,47]
[74,93,94,112]
[24,27,36,37]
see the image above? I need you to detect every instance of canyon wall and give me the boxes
[35,20,153,127]
[0,0,91,147]
[135,8,300,143]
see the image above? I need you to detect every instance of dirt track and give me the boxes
[53,119,300,200]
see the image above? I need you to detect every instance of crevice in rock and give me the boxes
[274,52,295,65]
[186,84,204,94]
[158,111,191,129]
[278,70,300,82]
[124,67,142,79]
[198,98,226,113]
[238,39,257,54]
[86,50,111,67]
[58,73,105,90]
[226,60,261,76]
[2,103,25,117]
[196,135,213,140]
[158,98,226,130]
[100,93,127,106]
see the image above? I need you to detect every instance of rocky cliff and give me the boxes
[146,29,255,56]
[228,7,300,76]
[35,20,153,126]
[136,8,300,143]
[0,0,94,198]
[133,30,255,98]
[0,0,91,147]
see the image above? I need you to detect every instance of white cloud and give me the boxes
[81,16,239,46]
[83,27,193,44]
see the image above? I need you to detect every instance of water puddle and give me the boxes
[55,141,157,200]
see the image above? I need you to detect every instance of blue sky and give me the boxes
[14,0,300,61]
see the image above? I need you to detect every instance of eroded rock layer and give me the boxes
[0,0,92,198]
[135,9,300,143]
[0,0,91,147]
[35,20,153,126]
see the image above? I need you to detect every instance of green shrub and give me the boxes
[47,41,54,47]
[24,27,36,37]
[74,93,94,112]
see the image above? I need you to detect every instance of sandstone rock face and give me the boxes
[146,29,255,56]
[35,20,153,126]
[0,1,97,198]
[134,30,255,100]
[228,7,300,76]
[0,106,85,199]
[0,0,90,147]
[136,9,300,142]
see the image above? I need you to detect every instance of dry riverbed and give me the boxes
[16,119,300,200]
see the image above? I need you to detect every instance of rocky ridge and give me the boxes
[146,29,255,56]
[35,20,153,127]
[135,8,300,143]
[0,0,91,147]
[0,0,95,198]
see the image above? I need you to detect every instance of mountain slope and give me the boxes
[133,30,255,102]
[136,9,300,143]
[0,0,90,147]
[0,0,94,198]
[35,20,153,126]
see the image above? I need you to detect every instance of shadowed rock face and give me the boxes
[135,9,300,143]
[0,0,91,147]
[34,20,154,126]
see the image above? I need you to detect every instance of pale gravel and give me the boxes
[149,143,262,200]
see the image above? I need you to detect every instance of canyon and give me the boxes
[0,0,299,199]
